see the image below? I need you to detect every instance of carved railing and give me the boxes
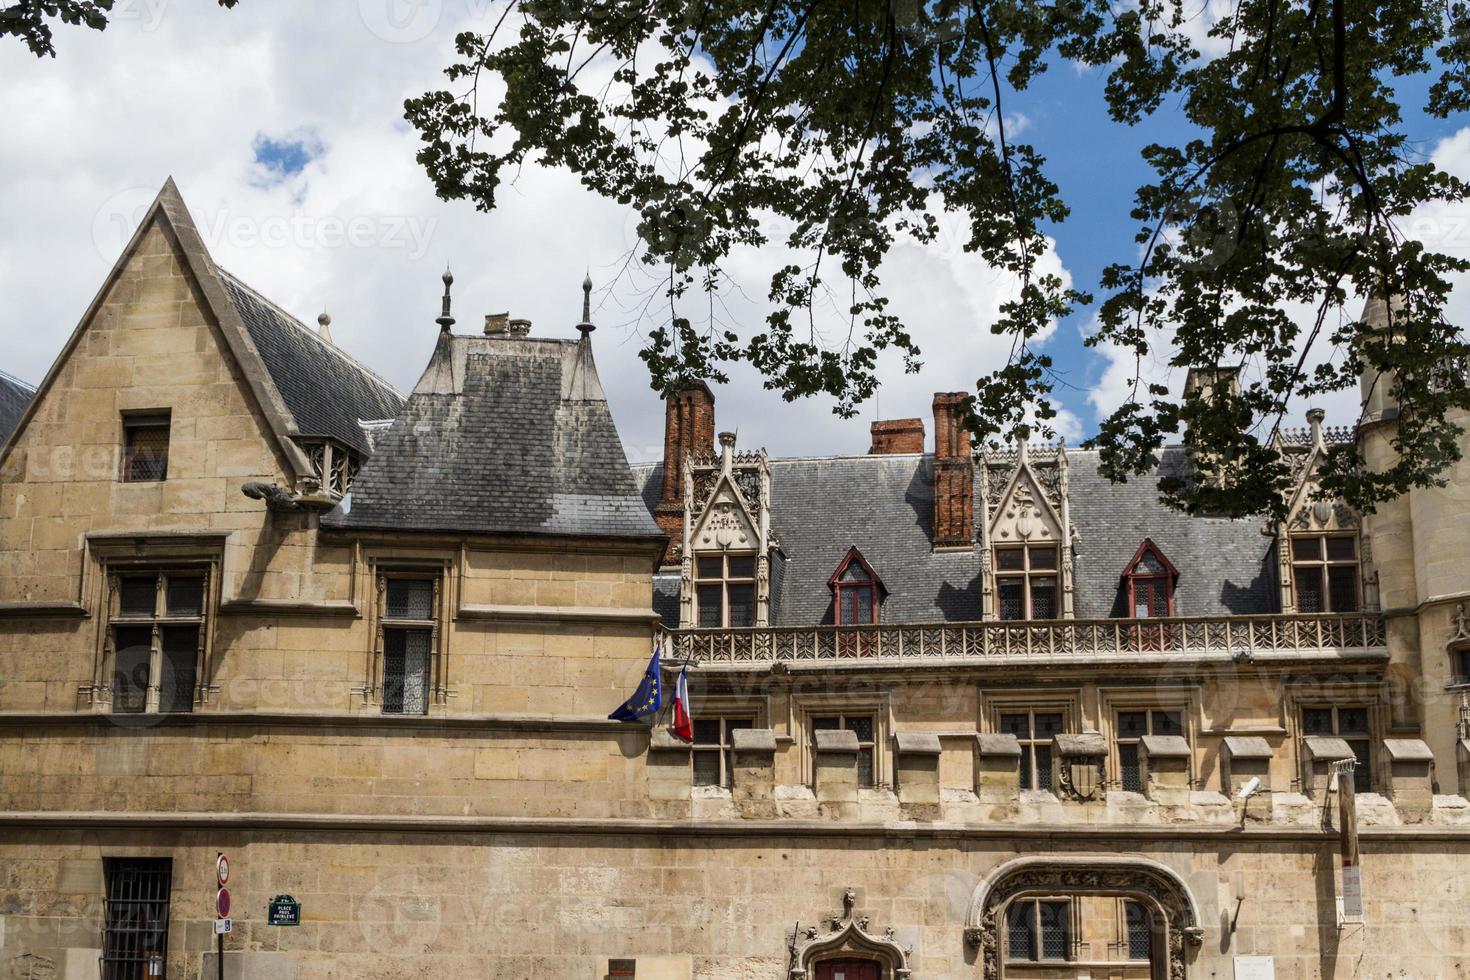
[664,613,1387,666]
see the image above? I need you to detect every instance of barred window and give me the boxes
[103,858,172,979]
[122,412,170,482]
[1302,705,1373,792]
[1000,710,1064,791]
[1005,899,1070,962]
[109,569,206,713]
[695,553,756,627]
[995,545,1059,620]
[1115,709,1183,792]
[692,716,754,787]
[380,576,436,715]
[1291,534,1359,612]
[1125,901,1152,960]
[812,713,877,786]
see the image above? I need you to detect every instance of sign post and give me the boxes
[214,852,230,980]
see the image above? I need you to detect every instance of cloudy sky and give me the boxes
[2,1,1467,463]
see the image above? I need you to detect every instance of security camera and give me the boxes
[1237,776,1262,801]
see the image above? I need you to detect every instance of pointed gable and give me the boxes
[0,179,404,485]
[690,475,759,552]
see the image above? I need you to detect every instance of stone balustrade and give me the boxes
[665,612,1387,667]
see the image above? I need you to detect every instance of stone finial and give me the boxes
[1307,406,1326,445]
[316,311,333,345]
[484,312,509,336]
[576,271,596,338]
[437,265,456,333]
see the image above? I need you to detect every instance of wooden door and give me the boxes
[814,960,881,980]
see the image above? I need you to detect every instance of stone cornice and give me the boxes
[0,810,1468,843]
[0,710,646,735]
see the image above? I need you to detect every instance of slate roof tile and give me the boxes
[0,371,35,447]
[220,272,405,456]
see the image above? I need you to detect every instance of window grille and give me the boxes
[1005,899,1070,962]
[692,716,754,787]
[1000,711,1063,791]
[1291,534,1360,612]
[694,554,756,627]
[1116,709,1182,792]
[1302,705,1373,791]
[109,569,207,714]
[995,546,1059,620]
[382,578,434,715]
[102,858,172,979]
[122,413,170,482]
[1125,901,1152,960]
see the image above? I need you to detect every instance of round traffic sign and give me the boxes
[216,887,231,918]
[216,854,230,886]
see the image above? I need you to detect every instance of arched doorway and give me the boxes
[965,857,1204,980]
[788,888,912,979]
[813,959,882,980]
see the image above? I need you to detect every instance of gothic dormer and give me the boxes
[680,432,776,627]
[1270,408,1375,613]
[979,439,1076,620]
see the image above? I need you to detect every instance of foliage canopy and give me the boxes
[409,0,1470,518]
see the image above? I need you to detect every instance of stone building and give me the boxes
[0,179,1468,980]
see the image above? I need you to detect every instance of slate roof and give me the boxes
[328,333,663,542]
[0,371,34,447]
[634,447,1277,627]
[220,272,404,456]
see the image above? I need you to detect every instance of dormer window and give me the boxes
[1291,534,1359,612]
[695,553,756,628]
[995,545,1058,621]
[1122,539,1178,618]
[828,547,885,625]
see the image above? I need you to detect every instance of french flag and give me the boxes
[669,667,693,743]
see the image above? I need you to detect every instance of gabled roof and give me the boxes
[0,179,405,476]
[326,330,663,542]
[0,371,35,447]
[220,272,403,456]
[634,446,1278,627]
[827,546,887,592]
[1121,537,1179,580]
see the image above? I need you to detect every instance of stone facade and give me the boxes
[1,181,1469,980]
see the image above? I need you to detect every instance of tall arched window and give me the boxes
[828,547,885,625]
[1122,539,1177,619]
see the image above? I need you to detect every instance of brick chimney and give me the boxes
[654,382,715,563]
[931,392,974,549]
[869,418,925,455]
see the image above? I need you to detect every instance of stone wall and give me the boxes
[1,828,1466,980]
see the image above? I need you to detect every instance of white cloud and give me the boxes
[0,0,1077,466]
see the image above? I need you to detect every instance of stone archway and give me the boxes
[963,857,1204,980]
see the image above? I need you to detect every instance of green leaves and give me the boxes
[409,0,1470,516]
[3,0,239,57]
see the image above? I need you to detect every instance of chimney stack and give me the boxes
[869,418,925,455]
[655,382,716,563]
[931,392,974,549]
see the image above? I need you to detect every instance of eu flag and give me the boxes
[608,646,662,721]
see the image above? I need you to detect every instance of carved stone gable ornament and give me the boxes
[694,483,756,550]
[788,887,913,979]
